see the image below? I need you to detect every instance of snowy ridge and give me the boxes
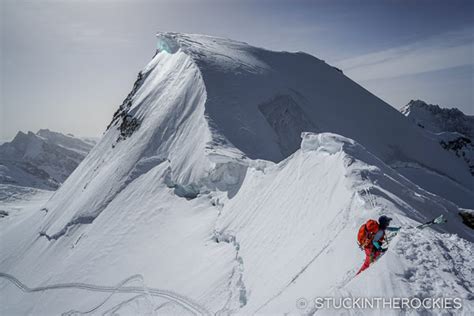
[1,33,473,314]
[39,48,213,238]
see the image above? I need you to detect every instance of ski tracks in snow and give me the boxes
[61,274,156,316]
[0,272,211,316]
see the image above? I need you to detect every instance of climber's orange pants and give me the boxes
[356,247,381,275]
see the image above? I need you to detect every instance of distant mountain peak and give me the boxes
[0,129,96,190]
[402,99,467,119]
[400,100,474,176]
[400,99,473,138]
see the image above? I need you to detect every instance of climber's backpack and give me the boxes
[357,219,379,249]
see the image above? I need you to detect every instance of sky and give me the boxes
[1,0,473,141]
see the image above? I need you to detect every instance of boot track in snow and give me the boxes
[0,272,211,316]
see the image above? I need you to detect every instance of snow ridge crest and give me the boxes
[301,132,355,155]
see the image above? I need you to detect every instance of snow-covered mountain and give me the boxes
[400,100,473,138]
[1,33,473,315]
[400,100,474,178]
[0,129,97,190]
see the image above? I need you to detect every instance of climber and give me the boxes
[356,215,400,275]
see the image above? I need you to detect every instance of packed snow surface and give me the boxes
[1,33,473,315]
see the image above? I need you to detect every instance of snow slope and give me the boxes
[1,132,472,315]
[0,129,97,190]
[1,33,473,315]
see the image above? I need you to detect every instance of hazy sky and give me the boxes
[1,0,473,141]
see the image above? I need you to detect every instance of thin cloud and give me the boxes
[335,28,474,81]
